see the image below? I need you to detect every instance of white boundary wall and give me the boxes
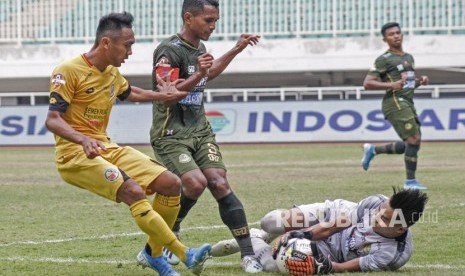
[1,98,463,145]
[2,35,465,78]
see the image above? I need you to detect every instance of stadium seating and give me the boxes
[1,0,464,45]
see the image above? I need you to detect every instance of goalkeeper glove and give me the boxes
[272,230,313,260]
[313,254,334,274]
[286,254,334,275]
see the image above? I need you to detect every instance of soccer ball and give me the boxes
[275,237,314,275]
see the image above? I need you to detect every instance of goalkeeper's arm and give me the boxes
[331,258,361,273]
[300,215,352,241]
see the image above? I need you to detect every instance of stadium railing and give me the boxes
[1,0,464,45]
[2,84,465,106]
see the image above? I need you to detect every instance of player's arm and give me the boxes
[125,74,188,106]
[306,215,352,240]
[45,110,105,159]
[363,74,403,91]
[332,258,361,273]
[206,34,260,81]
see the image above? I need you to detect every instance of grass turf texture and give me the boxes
[0,142,464,275]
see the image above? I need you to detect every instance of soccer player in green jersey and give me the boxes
[362,22,429,190]
[149,0,262,273]
[46,12,211,276]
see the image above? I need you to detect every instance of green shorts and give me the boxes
[386,107,421,140]
[152,133,226,176]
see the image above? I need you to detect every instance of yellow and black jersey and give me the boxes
[48,54,130,154]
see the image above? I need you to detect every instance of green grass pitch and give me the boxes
[0,142,464,275]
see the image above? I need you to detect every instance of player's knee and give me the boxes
[117,179,146,204]
[182,174,208,197]
[261,210,286,235]
[208,177,230,198]
[148,171,181,196]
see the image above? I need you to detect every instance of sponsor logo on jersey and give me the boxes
[178,153,191,163]
[104,168,120,182]
[179,91,203,106]
[51,73,66,88]
[188,65,195,74]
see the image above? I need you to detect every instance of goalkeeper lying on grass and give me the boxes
[211,187,428,274]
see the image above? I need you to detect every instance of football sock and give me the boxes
[147,194,181,256]
[218,192,254,258]
[130,199,187,260]
[375,141,405,154]
[172,192,197,232]
[405,143,420,179]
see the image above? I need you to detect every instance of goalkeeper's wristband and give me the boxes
[302,230,313,240]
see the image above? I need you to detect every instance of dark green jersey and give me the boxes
[367,51,416,116]
[150,34,211,141]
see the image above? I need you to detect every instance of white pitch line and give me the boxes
[404,264,465,270]
[0,221,259,247]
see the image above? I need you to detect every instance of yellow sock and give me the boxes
[130,199,183,257]
[147,194,185,258]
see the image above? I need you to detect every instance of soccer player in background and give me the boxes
[361,22,429,190]
[149,0,263,273]
[45,11,211,276]
[212,187,428,274]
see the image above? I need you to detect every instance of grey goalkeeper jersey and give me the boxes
[315,195,412,271]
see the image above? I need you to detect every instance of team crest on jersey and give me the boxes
[178,154,192,163]
[104,168,120,182]
[156,56,171,67]
[362,245,371,255]
[49,96,57,105]
[51,73,66,88]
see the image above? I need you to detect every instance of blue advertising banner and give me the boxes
[1,99,464,145]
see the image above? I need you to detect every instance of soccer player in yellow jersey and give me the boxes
[45,12,210,276]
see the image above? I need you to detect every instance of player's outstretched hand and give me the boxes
[156,72,188,106]
[234,34,260,53]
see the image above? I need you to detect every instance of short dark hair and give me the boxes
[94,11,134,45]
[389,187,428,227]
[181,0,219,20]
[381,22,401,37]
